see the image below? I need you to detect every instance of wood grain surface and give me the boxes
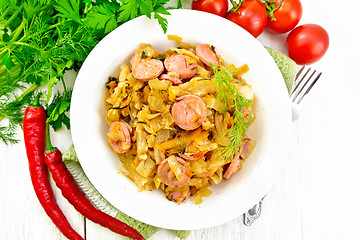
[1,0,360,239]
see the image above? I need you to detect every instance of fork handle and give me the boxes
[243,197,265,226]
[292,103,300,121]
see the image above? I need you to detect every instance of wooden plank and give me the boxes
[0,128,85,240]
[298,80,360,240]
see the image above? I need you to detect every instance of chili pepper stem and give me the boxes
[45,122,57,153]
[31,92,42,108]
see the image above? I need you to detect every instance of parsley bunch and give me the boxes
[0,0,180,144]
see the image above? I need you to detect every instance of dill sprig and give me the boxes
[0,123,21,145]
[0,4,96,144]
[213,65,253,160]
[1,0,180,145]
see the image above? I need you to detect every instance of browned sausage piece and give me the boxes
[171,95,207,130]
[107,121,132,154]
[165,187,191,204]
[129,54,140,68]
[159,74,182,84]
[223,152,241,180]
[164,54,197,79]
[157,156,191,187]
[195,44,220,68]
[132,59,164,82]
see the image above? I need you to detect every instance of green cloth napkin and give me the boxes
[265,46,297,94]
[62,144,190,240]
[62,47,296,240]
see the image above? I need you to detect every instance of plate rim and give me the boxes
[70,9,292,230]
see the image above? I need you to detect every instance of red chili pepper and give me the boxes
[23,95,83,240]
[44,123,145,240]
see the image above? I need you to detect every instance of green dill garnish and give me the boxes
[141,51,147,59]
[158,89,167,94]
[106,76,119,84]
[180,147,186,154]
[107,105,128,111]
[196,78,211,81]
[105,77,119,89]
[136,83,148,92]
[154,53,166,60]
[212,65,253,160]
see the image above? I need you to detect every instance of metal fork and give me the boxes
[290,66,323,121]
[243,65,322,226]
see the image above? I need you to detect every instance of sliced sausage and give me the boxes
[159,73,182,84]
[157,157,191,187]
[239,138,257,159]
[165,187,191,204]
[223,152,241,180]
[178,151,205,161]
[171,95,207,130]
[223,138,256,179]
[107,121,131,153]
[129,53,140,68]
[195,44,220,68]
[164,54,197,79]
[132,59,164,81]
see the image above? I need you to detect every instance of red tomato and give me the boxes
[286,24,329,65]
[191,0,229,17]
[225,0,268,38]
[266,0,303,34]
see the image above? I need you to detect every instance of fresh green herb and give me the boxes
[135,83,148,92]
[213,65,253,160]
[46,87,72,131]
[82,0,121,34]
[158,89,167,93]
[0,0,179,144]
[117,0,172,33]
[106,76,119,89]
[0,1,96,144]
[154,53,166,60]
[141,51,148,59]
[107,102,130,110]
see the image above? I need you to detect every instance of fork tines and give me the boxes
[290,65,322,104]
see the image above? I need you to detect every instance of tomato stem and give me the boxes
[229,0,245,12]
[264,0,284,20]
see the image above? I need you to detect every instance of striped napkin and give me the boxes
[62,144,188,239]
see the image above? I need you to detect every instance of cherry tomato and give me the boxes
[286,24,329,65]
[225,0,268,38]
[266,0,303,34]
[191,0,229,17]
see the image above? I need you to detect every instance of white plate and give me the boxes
[70,9,292,230]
